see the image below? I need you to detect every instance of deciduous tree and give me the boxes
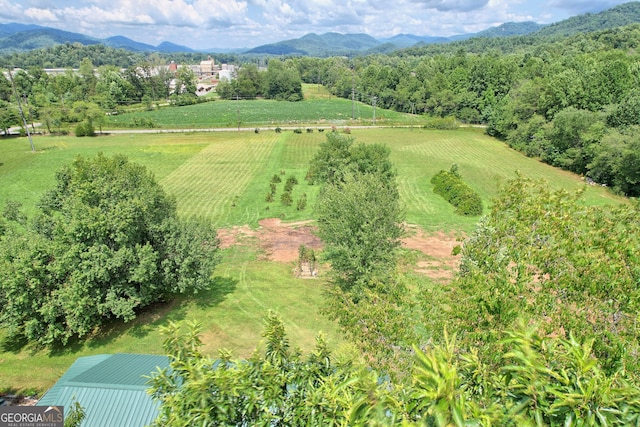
[0,153,220,346]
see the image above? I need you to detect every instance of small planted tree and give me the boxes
[296,193,307,211]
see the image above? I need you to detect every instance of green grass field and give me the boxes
[106,84,416,129]
[0,124,624,394]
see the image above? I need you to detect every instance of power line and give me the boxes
[8,68,35,152]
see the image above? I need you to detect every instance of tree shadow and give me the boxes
[46,297,190,356]
[193,275,238,308]
[0,333,29,354]
[38,276,237,357]
[88,298,190,349]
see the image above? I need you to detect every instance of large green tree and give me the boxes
[315,171,404,294]
[0,153,220,346]
[264,59,304,101]
[0,100,19,134]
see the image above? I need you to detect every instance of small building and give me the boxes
[200,56,216,76]
[219,69,233,81]
[37,353,169,427]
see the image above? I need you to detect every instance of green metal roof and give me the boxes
[38,353,169,427]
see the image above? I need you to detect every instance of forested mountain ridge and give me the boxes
[0,23,193,55]
[246,32,382,56]
[536,1,640,37]
[3,2,640,56]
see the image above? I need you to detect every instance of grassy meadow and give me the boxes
[0,99,625,394]
[106,84,417,129]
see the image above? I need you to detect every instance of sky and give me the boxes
[0,0,634,50]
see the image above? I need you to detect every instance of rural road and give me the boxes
[6,123,484,135]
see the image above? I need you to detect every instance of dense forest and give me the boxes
[290,24,640,196]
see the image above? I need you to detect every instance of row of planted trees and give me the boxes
[148,131,640,425]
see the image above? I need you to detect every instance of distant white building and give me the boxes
[218,69,233,81]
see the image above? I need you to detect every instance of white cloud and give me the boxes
[0,0,634,49]
[24,8,59,22]
[411,0,490,12]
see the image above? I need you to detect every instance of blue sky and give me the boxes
[0,0,633,49]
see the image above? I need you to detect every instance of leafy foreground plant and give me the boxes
[450,175,640,373]
[148,314,640,426]
[0,153,220,347]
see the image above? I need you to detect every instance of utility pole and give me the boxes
[8,68,35,152]
[236,92,240,131]
[351,65,355,121]
[372,95,378,125]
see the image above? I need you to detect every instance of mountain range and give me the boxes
[0,23,195,54]
[1,2,640,56]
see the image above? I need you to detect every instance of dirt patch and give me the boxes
[216,220,462,281]
[217,225,256,249]
[402,226,463,281]
[257,218,322,263]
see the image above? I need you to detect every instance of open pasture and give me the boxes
[0,127,620,229]
[106,96,415,129]
[0,127,623,393]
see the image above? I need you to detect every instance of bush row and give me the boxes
[430,165,483,216]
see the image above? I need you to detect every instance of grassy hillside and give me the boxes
[0,127,623,394]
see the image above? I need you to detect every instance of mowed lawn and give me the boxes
[0,127,623,393]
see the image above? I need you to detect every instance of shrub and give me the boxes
[280,191,293,206]
[284,176,298,192]
[307,128,313,133]
[275,127,282,133]
[74,121,95,137]
[422,116,459,130]
[271,174,282,184]
[293,128,302,134]
[296,193,307,211]
[128,117,158,128]
[255,128,260,133]
[430,165,483,216]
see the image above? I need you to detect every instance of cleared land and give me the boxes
[0,121,624,394]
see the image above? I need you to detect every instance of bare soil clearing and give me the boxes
[402,225,463,281]
[217,219,462,281]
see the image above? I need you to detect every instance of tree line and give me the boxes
[0,56,202,135]
[216,59,303,101]
[289,24,640,196]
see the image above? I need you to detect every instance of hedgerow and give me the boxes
[430,164,483,216]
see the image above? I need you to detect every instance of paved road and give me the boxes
[5,123,484,136]
[104,124,396,134]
